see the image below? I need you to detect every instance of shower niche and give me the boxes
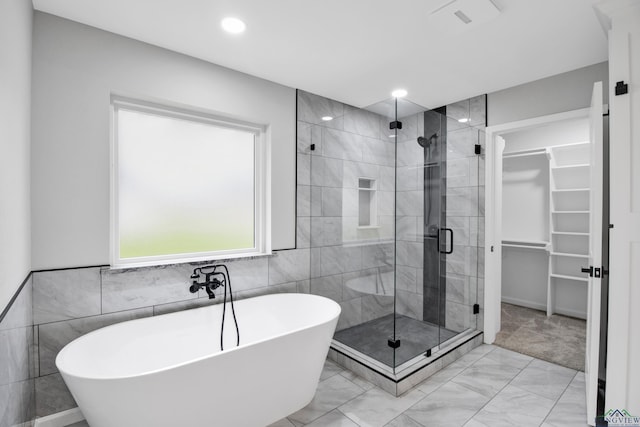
[297,90,486,395]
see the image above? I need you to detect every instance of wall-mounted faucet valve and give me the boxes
[189,265,228,299]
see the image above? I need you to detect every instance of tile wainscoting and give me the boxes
[0,276,36,427]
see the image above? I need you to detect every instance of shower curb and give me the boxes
[329,331,484,396]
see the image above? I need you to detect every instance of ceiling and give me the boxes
[31,0,608,109]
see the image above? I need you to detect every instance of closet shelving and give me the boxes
[501,142,591,318]
[547,141,591,316]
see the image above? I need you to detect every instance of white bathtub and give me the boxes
[56,293,341,427]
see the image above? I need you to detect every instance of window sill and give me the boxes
[109,251,274,272]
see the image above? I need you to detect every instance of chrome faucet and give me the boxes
[189,265,228,299]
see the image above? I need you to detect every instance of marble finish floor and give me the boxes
[494,303,586,371]
[334,314,457,367]
[66,345,587,427]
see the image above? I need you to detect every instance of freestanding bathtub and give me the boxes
[56,293,341,427]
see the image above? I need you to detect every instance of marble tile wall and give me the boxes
[298,90,396,332]
[0,276,36,427]
[299,90,486,337]
[29,251,310,417]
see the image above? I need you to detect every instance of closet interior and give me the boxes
[501,117,592,319]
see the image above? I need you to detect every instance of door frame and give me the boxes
[483,107,591,343]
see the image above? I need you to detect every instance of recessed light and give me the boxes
[221,17,246,34]
[391,89,407,98]
[321,116,333,121]
[458,117,470,123]
[389,134,396,138]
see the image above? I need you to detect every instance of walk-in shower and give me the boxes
[298,90,485,387]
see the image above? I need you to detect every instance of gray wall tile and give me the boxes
[297,121,312,153]
[224,258,269,292]
[361,294,394,323]
[0,277,35,427]
[33,268,101,325]
[35,373,76,417]
[268,249,310,285]
[344,105,381,139]
[323,128,363,161]
[0,277,32,331]
[101,264,194,313]
[0,327,31,385]
[298,91,344,126]
[336,297,362,331]
[310,275,343,303]
[38,307,152,376]
[297,184,311,217]
[0,379,34,427]
[297,153,311,186]
[297,217,311,249]
[321,187,342,217]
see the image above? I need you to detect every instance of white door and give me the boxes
[585,81,603,426]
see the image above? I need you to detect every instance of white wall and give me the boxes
[488,62,608,126]
[0,1,32,311]
[31,12,296,270]
[502,118,589,152]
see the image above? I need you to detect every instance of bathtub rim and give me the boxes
[55,292,341,381]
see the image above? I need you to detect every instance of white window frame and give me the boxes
[110,96,271,268]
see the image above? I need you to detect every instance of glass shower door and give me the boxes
[392,98,482,370]
[392,99,447,368]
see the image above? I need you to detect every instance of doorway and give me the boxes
[494,116,591,370]
[483,81,606,426]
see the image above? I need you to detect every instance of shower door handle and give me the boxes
[439,228,454,254]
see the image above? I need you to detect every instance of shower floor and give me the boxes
[334,314,458,367]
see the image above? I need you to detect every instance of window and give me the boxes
[111,97,270,267]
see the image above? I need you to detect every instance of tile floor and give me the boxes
[66,345,587,427]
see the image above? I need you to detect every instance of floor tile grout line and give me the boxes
[454,349,536,424]
[540,370,581,425]
[397,347,504,426]
[336,375,430,427]
[293,370,369,426]
[466,354,576,426]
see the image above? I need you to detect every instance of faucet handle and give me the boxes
[189,282,200,293]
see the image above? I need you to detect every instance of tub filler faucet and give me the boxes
[189,265,228,299]
[188,264,240,350]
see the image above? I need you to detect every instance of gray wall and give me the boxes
[0,0,32,315]
[488,61,609,126]
[31,12,297,270]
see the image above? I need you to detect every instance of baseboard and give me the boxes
[554,307,587,320]
[34,408,84,427]
[501,297,587,320]
[501,296,546,312]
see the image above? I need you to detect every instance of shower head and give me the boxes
[417,133,437,147]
